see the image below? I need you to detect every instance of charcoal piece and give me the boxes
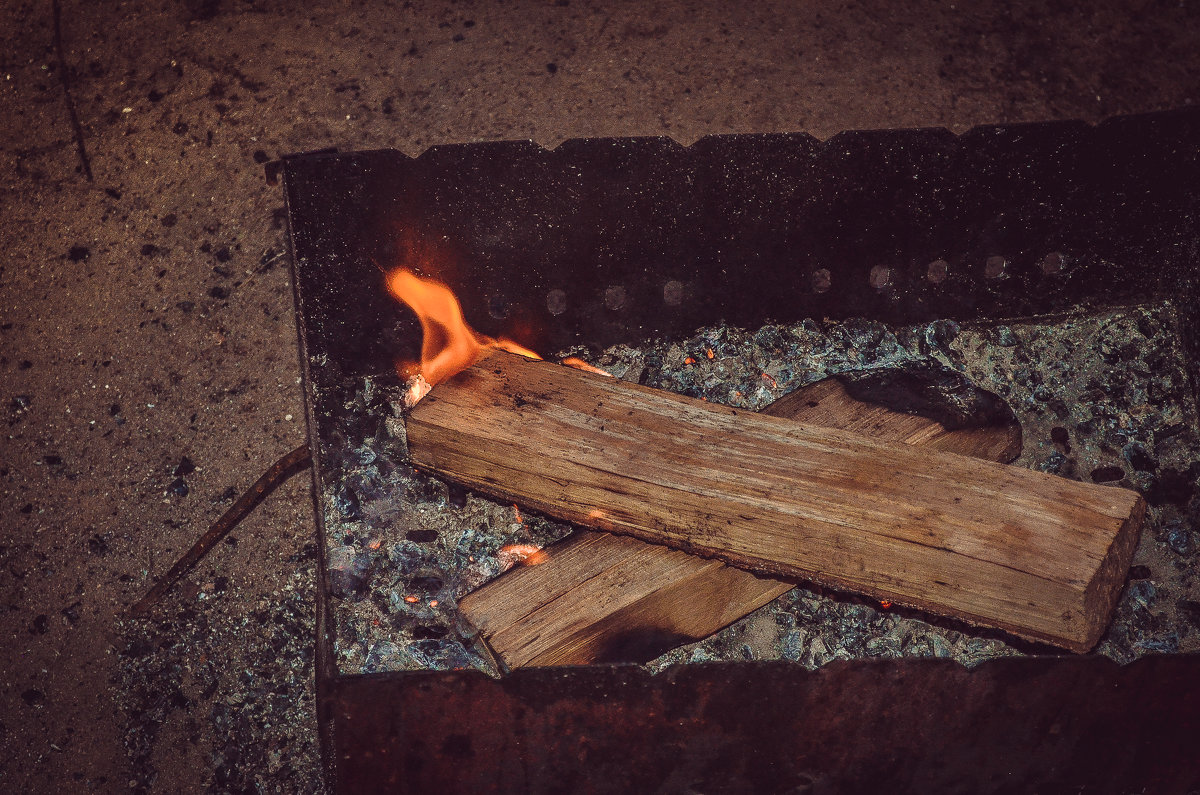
[1144,463,1200,506]
[329,568,369,602]
[1124,443,1157,472]
[363,641,405,673]
[406,575,443,593]
[836,361,1017,431]
[1091,465,1127,483]
[446,482,468,508]
[924,320,960,355]
[1127,580,1157,608]
[1037,451,1068,474]
[333,484,361,520]
[328,548,372,601]
[1179,600,1200,630]
[411,625,447,640]
[1164,520,1196,556]
[405,474,449,505]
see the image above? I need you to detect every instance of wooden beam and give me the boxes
[456,377,1020,668]
[407,350,1144,654]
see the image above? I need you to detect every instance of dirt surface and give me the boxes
[1,1,1197,792]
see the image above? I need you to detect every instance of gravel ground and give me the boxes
[2,1,1198,792]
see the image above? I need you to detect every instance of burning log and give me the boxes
[406,350,1146,654]
[457,377,1021,668]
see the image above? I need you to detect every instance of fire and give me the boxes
[561,356,611,377]
[387,268,484,388]
[386,267,610,405]
[497,543,548,569]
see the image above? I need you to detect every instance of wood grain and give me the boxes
[455,378,1020,668]
[409,350,1144,655]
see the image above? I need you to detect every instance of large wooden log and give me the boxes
[406,350,1145,653]
[457,377,1021,668]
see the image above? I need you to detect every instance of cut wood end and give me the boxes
[1075,490,1147,652]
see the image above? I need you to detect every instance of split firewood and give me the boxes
[407,350,1144,655]
[455,377,1020,668]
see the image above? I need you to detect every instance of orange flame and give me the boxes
[386,268,484,387]
[386,267,609,404]
[561,356,611,377]
[386,267,547,403]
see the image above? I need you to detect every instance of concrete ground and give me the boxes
[2,1,1197,791]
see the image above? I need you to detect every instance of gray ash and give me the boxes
[324,300,1200,676]
[115,550,322,793]
[320,381,572,676]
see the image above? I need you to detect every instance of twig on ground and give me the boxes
[51,0,93,182]
[127,443,313,617]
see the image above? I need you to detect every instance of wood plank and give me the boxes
[457,377,1020,668]
[408,350,1145,654]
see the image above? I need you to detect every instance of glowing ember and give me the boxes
[492,338,543,360]
[880,600,893,609]
[385,268,609,404]
[496,543,548,570]
[561,356,612,377]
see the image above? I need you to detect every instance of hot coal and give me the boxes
[322,300,1200,677]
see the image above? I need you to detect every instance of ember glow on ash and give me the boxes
[385,267,610,405]
[497,543,548,570]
